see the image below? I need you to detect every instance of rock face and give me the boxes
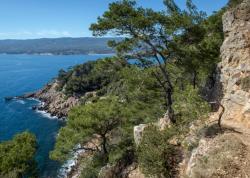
[180,2,250,177]
[134,124,147,146]
[220,0,250,127]
[34,82,80,118]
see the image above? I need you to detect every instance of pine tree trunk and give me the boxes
[166,87,175,123]
[102,135,108,162]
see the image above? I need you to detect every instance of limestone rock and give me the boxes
[34,82,80,118]
[134,124,147,146]
[219,0,250,127]
[133,113,172,146]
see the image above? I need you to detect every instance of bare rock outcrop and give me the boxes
[34,82,80,118]
[134,114,171,146]
[219,0,250,127]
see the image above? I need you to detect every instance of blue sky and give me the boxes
[0,0,228,39]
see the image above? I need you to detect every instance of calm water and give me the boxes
[0,54,110,177]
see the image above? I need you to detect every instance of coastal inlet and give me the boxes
[0,54,110,177]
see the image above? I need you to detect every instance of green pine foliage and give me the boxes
[137,126,177,178]
[80,154,106,178]
[0,132,38,178]
[0,1,233,177]
[50,97,124,162]
[50,65,166,162]
[56,57,127,96]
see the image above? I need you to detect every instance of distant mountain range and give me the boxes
[0,37,119,55]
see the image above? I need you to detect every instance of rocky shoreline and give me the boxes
[5,81,80,119]
[5,81,83,177]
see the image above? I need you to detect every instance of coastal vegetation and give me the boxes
[51,59,166,162]
[56,57,128,96]
[49,0,231,177]
[0,132,37,178]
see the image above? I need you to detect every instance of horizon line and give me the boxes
[0,36,120,40]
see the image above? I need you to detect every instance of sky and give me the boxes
[0,0,228,39]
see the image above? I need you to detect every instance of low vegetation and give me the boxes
[0,132,38,178]
[138,87,210,178]
[56,57,127,96]
[189,134,247,178]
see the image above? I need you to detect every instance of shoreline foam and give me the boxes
[58,144,85,178]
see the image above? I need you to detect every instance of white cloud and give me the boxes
[36,30,72,37]
[0,30,73,39]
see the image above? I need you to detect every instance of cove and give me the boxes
[0,54,111,177]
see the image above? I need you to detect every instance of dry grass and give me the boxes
[189,133,247,178]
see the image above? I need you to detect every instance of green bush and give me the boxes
[56,57,127,96]
[80,154,106,178]
[137,126,178,178]
[137,86,210,177]
[0,132,38,178]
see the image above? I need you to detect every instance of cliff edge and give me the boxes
[180,1,250,177]
[220,0,250,128]
[34,82,80,118]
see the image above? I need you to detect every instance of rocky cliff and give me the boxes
[220,0,250,128]
[34,82,80,118]
[180,1,250,177]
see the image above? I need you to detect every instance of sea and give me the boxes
[0,54,111,177]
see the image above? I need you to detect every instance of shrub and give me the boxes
[137,86,210,177]
[137,126,178,178]
[0,132,38,178]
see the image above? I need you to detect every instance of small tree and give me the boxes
[172,8,224,89]
[50,97,123,162]
[90,0,205,123]
[137,126,177,178]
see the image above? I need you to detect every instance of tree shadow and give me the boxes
[202,123,242,138]
[201,65,224,112]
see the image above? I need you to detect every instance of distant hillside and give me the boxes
[0,37,119,55]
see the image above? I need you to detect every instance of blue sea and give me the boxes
[0,54,110,177]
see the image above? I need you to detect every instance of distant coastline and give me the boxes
[0,52,115,56]
[0,37,120,55]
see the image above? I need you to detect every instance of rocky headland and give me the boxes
[33,82,80,119]
[5,81,80,119]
